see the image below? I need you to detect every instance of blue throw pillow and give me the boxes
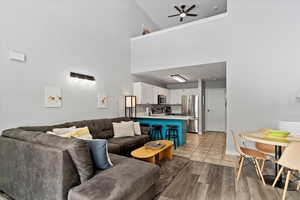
[87,139,113,170]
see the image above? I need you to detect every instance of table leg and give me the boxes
[264,145,282,187]
[159,146,173,160]
[143,156,155,164]
[275,145,282,179]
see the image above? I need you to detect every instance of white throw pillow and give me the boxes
[121,121,142,136]
[113,122,135,138]
[52,126,76,135]
[133,122,142,136]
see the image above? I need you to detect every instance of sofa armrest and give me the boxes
[0,136,80,200]
[68,156,159,200]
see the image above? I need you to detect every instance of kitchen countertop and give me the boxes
[135,114,193,120]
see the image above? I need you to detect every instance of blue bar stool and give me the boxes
[140,123,151,135]
[166,125,179,149]
[151,125,163,140]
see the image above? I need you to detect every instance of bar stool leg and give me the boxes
[176,129,179,148]
[159,129,163,140]
[173,130,177,149]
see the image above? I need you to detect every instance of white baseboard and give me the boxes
[225,150,239,156]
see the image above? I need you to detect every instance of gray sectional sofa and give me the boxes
[0,117,159,200]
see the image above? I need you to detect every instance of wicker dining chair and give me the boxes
[272,142,300,200]
[231,131,267,185]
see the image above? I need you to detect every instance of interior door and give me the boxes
[205,88,226,132]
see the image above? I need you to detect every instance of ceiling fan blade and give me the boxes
[174,6,181,13]
[187,13,198,17]
[186,5,196,13]
[180,17,184,22]
[168,14,180,17]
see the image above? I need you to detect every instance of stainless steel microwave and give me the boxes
[158,95,167,104]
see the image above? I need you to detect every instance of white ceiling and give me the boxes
[135,0,227,30]
[132,62,226,84]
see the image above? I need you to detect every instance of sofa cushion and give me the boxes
[2,129,94,183]
[68,154,160,200]
[68,140,94,183]
[107,143,121,154]
[90,119,114,139]
[18,123,69,132]
[108,135,150,152]
[90,119,109,137]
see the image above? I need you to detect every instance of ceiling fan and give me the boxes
[168,5,198,22]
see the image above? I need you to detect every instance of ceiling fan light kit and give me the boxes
[168,4,198,22]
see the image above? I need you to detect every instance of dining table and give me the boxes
[240,131,300,190]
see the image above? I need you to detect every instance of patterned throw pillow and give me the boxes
[52,126,76,135]
[112,122,135,138]
[48,127,93,140]
[121,121,141,136]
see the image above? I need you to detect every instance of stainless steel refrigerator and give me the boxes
[182,95,200,133]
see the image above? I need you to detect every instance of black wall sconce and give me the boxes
[125,96,137,118]
[70,72,95,81]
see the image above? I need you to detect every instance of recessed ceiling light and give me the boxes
[170,74,188,83]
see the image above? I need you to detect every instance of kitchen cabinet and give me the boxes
[133,82,169,104]
[169,89,183,104]
[133,82,153,104]
[169,88,200,105]
[159,87,169,97]
[152,86,159,104]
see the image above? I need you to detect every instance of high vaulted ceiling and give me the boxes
[135,0,227,30]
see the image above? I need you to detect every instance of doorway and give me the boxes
[204,80,227,133]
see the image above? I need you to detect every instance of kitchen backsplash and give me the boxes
[136,104,181,115]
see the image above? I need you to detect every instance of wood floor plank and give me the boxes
[178,174,200,200]
[221,166,236,200]
[235,173,251,200]
[197,162,213,184]
[246,176,269,200]
[186,183,209,200]
[205,164,224,200]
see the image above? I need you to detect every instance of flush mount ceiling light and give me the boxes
[170,74,188,83]
[70,72,95,81]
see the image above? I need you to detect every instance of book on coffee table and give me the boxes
[144,141,166,150]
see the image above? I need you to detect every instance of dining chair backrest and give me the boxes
[256,128,275,154]
[277,142,300,170]
[231,130,244,156]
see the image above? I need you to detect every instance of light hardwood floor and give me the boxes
[162,132,300,200]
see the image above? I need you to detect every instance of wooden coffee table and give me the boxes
[131,140,174,164]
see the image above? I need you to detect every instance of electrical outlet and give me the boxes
[9,50,26,62]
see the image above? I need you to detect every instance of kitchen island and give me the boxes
[134,115,192,147]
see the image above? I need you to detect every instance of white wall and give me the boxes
[131,13,229,73]
[0,0,157,131]
[131,0,300,155]
[205,80,226,89]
